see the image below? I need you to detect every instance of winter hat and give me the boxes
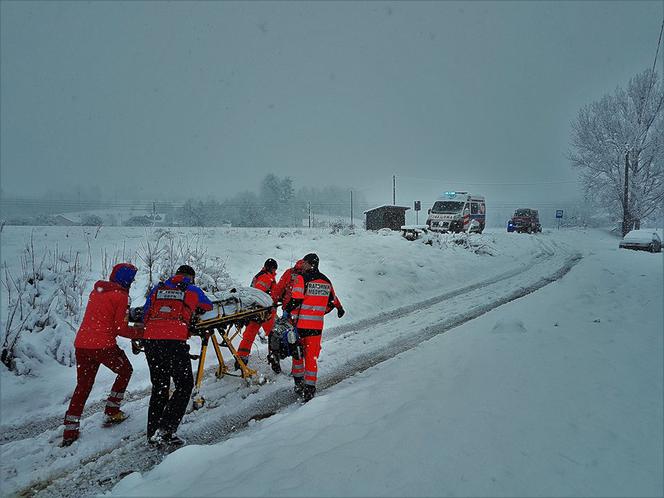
[110,263,138,289]
[303,253,319,269]
[264,258,278,272]
[176,265,196,278]
[293,259,307,274]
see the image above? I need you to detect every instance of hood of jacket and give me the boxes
[93,280,128,293]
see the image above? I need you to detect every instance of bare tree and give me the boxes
[569,69,664,235]
[137,230,166,294]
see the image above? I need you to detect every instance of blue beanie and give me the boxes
[110,263,138,289]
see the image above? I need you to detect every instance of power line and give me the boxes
[398,174,580,186]
[650,17,664,78]
[637,16,664,143]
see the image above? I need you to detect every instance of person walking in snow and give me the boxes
[285,253,344,402]
[236,258,279,370]
[62,263,143,447]
[268,258,311,373]
[142,265,213,446]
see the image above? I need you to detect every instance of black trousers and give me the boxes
[144,339,194,438]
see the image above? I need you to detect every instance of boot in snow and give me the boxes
[61,434,79,447]
[267,350,281,374]
[293,377,304,398]
[234,357,249,371]
[302,384,316,403]
[149,428,186,447]
[103,410,129,426]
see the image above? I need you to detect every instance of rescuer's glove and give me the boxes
[337,307,345,318]
[131,339,144,355]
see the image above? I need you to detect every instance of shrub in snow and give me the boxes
[1,234,86,375]
[422,232,497,256]
[81,214,104,227]
[139,229,235,296]
[329,220,346,234]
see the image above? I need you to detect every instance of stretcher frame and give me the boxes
[190,305,272,409]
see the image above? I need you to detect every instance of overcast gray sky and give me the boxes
[1,0,662,209]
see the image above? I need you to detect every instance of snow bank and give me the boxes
[110,229,663,497]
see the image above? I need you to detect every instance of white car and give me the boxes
[619,229,662,253]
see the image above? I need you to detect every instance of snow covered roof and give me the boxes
[363,205,411,214]
[52,215,76,226]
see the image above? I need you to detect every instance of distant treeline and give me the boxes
[1,174,370,227]
[178,175,369,227]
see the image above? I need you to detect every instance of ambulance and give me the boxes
[426,192,486,233]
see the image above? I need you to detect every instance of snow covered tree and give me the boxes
[569,69,664,235]
[81,214,103,226]
[260,174,301,226]
[221,190,267,227]
[179,199,207,227]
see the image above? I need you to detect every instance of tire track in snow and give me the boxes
[0,362,237,445]
[18,247,581,498]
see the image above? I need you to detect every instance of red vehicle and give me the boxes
[508,209,541,233]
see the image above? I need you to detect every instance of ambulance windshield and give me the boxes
[431,201,464,214]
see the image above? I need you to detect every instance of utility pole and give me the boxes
[350,190,353,227]
[622,150,630,236]
[152,201,157,227]
[308,201,311,228]
[392,175,396,205]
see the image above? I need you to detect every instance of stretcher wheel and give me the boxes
[192,397,205,410]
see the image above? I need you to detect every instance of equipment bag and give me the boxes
[270,317,301,360]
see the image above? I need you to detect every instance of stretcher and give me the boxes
[189,287,274,410]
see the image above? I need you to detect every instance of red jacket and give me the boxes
[143,275,213,341]
[251,267,276,295]
[290,270,342,332]
[74,281,142,349]
[272,260,306,307]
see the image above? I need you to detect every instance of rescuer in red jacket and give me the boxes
[62,263,143,447]
[267,259,311,373]
[142,265,213,446]
[286,253,344,402]
[272,259,310,318]
[236,259,278,369]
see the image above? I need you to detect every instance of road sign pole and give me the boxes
[555,209,564,230]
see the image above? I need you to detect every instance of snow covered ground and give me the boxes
[1,227,662,497]
[0,225,554,424]
[112,229,663,497]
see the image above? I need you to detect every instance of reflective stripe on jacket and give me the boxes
[251,268,276,295]
[290,270,341,331]
[272,260,306,306]
[143,275,213,341]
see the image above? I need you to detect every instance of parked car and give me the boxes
[507,208,541,233]
[619,230,662,253]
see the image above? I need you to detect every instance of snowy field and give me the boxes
[0,226,662,497]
